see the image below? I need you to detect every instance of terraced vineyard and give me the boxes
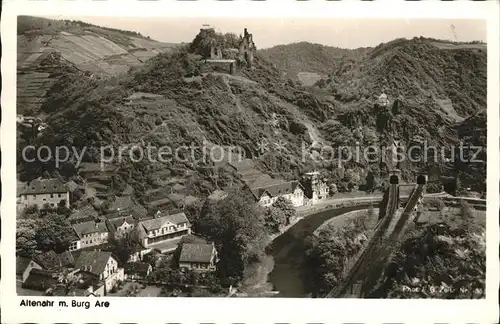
[17,17,180,115]
[17,72,58,114]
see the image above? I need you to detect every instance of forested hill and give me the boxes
[17,19,487,205]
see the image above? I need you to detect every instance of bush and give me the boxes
[427,198,445,211]
[426,182,442,193]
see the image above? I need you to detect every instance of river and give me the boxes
[266,205,370,297]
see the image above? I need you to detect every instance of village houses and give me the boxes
[70,220,109,251]
[137,212,191,252]
[123,262,153,280]
[19,178,70,210]
[250,180,305,207]
[105,215,136,240]
[302,171,329,204]
[228,159,305,207]
[16,256,42,283]
[74,251,124,292]
[17,250,122,296]
[179,243,219,272]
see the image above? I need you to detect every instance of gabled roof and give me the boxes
[68,205,99,223]
[105,216,135,233]
[139,212,189,232]
[21,178,68,195]
[228,159,255,172]
[66,180,80,192]
[16,256,39,275]
[17,182,27,197]
[179,243,215,263]
[241,170,268,186]
[74,251,114,276]
[250,181,303,200]
[34,251,75,271]
[110,196,134,211]
[73,221,108,238]
[249,175,285,190]
[22,268,57,291]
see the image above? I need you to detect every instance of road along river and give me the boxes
[266,204,372,297]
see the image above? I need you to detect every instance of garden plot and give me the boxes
[17,72,57,113]
[18,53,44,69]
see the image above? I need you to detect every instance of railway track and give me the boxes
[327,184,400,297]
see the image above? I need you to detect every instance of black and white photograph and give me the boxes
[14,15,490,299]
[2,1,499,322]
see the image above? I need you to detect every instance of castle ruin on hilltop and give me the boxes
[196,26,256,72]
[237,28,256,69]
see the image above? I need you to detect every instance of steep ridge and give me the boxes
[258,42,370,81]
[17,19,487,205]
[17,16,178,114]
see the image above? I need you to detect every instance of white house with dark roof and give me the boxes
[250,179,305,207]
[137,212,191,252]
[70,220,109,251]
[74,251,124,292]
[105,215,136,240]
[179,242,218,271]
[20,178,70,209]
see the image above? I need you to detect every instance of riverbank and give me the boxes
[313,208,380,236]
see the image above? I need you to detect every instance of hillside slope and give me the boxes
[17,22,487,208]
[17,16,178,114]
[258,42,370,83]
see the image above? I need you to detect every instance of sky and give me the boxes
[44,16,486,49]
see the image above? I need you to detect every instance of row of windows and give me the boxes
[23,193,64,199]
[149,223,186,236]
[191,263,210,269]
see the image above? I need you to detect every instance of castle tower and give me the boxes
[303,171,322,203]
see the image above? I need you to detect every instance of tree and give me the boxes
[365,170,378,193]
[329,183,338,195]
[264,207,287,233]
[272,196,297,225]
[304,217,370,296]
[34,213,76,253]
[16,218,40,257]
[378,220,485,299]
[428,198,445,211]
[54,268,83,296]
[109,230,141,265]
[196,191,267,283]
[22,205,40,219]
